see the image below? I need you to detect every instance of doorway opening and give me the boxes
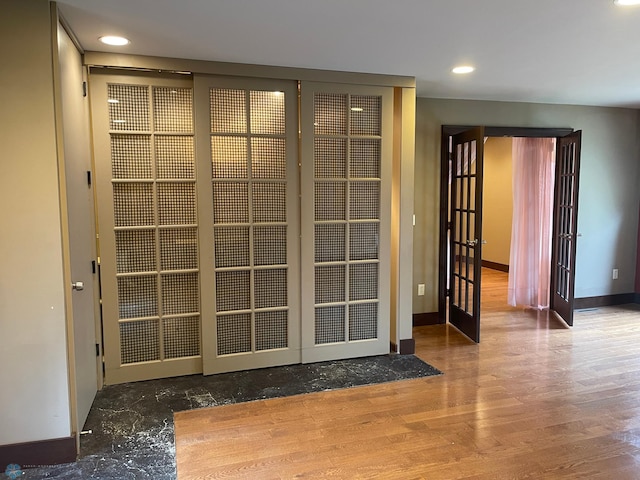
[438,126,581,342]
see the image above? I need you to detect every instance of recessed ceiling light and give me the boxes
[99,36,130,46]
[351,107,364,112]
[452,65,475,74]
[614,0,640,5]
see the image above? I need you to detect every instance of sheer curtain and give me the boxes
[508,137,556,309]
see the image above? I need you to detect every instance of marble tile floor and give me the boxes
[20,354,441,479]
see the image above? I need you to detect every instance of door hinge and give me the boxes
[82,81,87,97]
[87,171,92,187]
[446,288,451,297]
[92,260,96,274]
[95,344,100,357]
[447,222,453,230]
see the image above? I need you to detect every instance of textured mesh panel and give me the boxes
[216,314,251,355]
[157,183,196,225]
[349,303,378,341]
[255,268,287,309]
[315,223,345,262]
[315,182,346,221]
[212,182,249,224]
[255,311,288,351]
[163,316,200,358]
[350,95,381,136]
[210,88,246,134]
[315,265,345,304]
[108,84,149,131]
[349,263,378,301]
[215,270,250,312]
[116,229,156,273]
[113,183,154,227]
[350,182,380,220]
[350,223,379,261]
[160,228,198,271]
[156,136,195,179]
[254,225,287,266]
[211,136,248,178]
[117,275,158,319]
[111,135,152,179]
[314,93,347,135]
[314,138,347,178]
[153,87,193,132]
[120,320,159,364]
[315,306,345,344]
[214,226,250,268]
[252,183,286,223]
[250,90,285,135]
[251,137,286,179]
[350,139,381,178]
[162,272,199,315]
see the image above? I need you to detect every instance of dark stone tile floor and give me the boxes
[20,354,441,479]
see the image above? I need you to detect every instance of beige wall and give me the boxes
[482,137,513,266]
[0,0,71,444]
[414,98,640,314]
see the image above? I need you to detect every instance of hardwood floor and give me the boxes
[175,270,640,479]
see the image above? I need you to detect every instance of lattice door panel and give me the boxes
[301,83,391,363]
[92,73,202,384]
[196,76,300,374]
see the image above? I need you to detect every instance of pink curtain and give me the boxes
[508,137,556,309]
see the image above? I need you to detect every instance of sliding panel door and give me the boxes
[91,72,201,384]
[300,82,391,363]
[195,76,300,374]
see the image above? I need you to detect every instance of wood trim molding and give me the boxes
[0,436,76,471]
[85,52,415,88]
[481,260,509,272]
[413,312,443,326]
[574,293,636,310]
[398,339,415,355]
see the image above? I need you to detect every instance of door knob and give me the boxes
[72,281,84,291]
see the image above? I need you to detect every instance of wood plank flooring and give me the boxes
[175,269,640,479]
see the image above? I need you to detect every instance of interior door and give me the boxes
[550,131,582,326]
[57,22,99,430]
[449,127,484,342]
[300,82,392,363]
[195,75,301,375]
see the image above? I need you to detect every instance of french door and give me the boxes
[195,76,301,375]
[92,73,392,383]
[550,131,582,326]
[300,82,392,363]
[448,128,484,343]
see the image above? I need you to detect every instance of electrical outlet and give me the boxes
[613,269,619,280]
[418,284,425,296]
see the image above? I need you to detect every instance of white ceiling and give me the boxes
[57,0,640,108]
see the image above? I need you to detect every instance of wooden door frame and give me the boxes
[438,126,574,322]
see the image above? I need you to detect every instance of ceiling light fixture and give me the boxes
[99,36,130,46]
[452,65,475,74]
[351,107,364,112]
[614,0,640,5]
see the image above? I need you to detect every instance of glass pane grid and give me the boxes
[153,87,193,132]
[216,314,251,355]
[120,320,159,364]
[111,135,152,179]
[250,90,285,135]
[163,316,200,358]
[315,306,345,344]
[210,88,246,133]
[108,84,150,131]
[255,311,288,351]
[156,136,195,179]
[314,93,347,135]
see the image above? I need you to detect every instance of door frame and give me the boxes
[438,126,574,324]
